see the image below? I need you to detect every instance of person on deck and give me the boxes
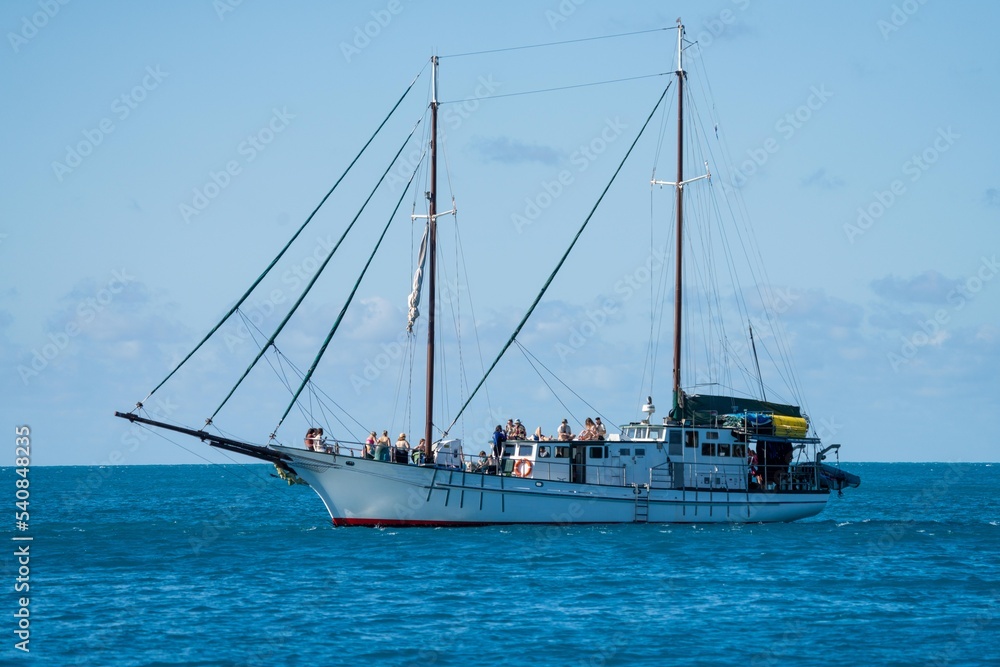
[304,428,316,451]
[513,419,526,439]
[557,419,572,441]
[394,433,410,463]
[375,430,391,462]
[578,417,598,441]
[492,425,507,461]
[504,418,516,438]
[594,417,606,440]
[532,426,549,441]
[748,447,761,487]
[412,438,426,465]
[364,431,377,459]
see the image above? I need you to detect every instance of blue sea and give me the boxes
[6,463,999,666]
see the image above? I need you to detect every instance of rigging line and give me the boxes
[139,424,277,488]
[443,83,672,436]
[452,215,493,423]
[266,338,371,438]
[514,342,578,428]
[134,70,424,410]
[442,72,670,105]
[694,56,806,405]
[210,117,425,423]
[273,156,421,435]
[442,27,668,58]
[515,341,610,427]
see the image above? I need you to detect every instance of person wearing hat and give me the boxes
[557,418,572,441]
[513,419,526,439]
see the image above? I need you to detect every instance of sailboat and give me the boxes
[116,22,859,526]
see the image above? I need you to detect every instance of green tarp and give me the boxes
[676,393,802,424]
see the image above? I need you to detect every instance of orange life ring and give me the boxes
[513,458,533,477]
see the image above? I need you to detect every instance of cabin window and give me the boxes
[518,444,533,457]
[733,444,746,458]
[706,431,718,440]
[685,431,698,448]
[634,427,648,439]
[555,446,569,458]
[701,442,716,456]
[635,448,646,457]
[717,443,731,457]
[538,446,551,459]
[620,448,631,456]
[669,430,682,445]
[649,428,662,440]
[503,445,514,456]
[589,446,604,459]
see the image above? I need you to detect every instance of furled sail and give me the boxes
[406,222,429,333]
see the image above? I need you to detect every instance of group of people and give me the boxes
[552,417,606,441]
[504,418,527,439]
[362,430,426,464]
[491,417,608,450]
[303,427,337,453]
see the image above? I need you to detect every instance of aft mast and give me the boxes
[671,20,685,420]
[652,20,709,421]
[424,55,439,461]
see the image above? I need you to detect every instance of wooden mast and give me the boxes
[671,20,685,419]
[424,55,439,461]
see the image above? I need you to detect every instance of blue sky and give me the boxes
[3,1,998,465]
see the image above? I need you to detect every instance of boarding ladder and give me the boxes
[634,484,650,523]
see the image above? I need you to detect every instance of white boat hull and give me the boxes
[274,447,829,526]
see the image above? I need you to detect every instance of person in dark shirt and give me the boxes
[491,425,507,459]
